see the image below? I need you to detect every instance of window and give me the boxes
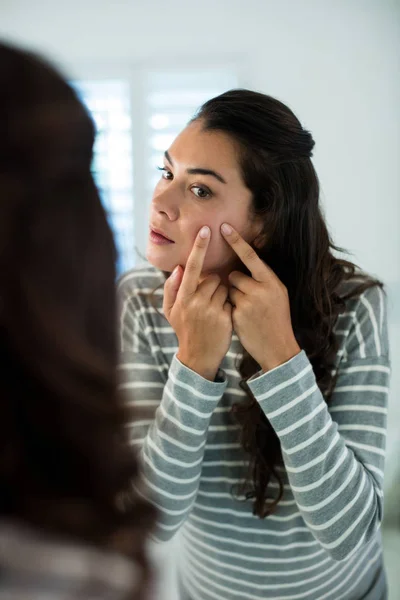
[73,80,134,275]
[73,67,238,274]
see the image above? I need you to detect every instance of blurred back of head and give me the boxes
[0,41,154,597]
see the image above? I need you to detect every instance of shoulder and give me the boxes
[117,264,166,297]
[0,520,138,600]
[117,265,166,333]
[117,265,165,309]
[336,276,389,361]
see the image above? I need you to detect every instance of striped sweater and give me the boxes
[0,520,142,600]
[118,266,390,600]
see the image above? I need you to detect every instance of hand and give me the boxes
[221,223,301,373]
[163,226,233,381]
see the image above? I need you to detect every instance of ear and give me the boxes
[253,233,267,249]
[251,220,267,249]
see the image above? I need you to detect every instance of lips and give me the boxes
[150,226,174,243]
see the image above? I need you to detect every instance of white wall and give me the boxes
[1,0,398,287]
[1,0,399,588]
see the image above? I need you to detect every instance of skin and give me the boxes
[163,227,233,381]
[148,121,300,379]
[163,225,300,380]
[222,224,301,373]
[146,120,262,281]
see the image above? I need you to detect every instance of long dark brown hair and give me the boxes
[0,42,155,596]
[193,89,382,518]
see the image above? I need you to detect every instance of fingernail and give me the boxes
[171,265,180,278]
[199,226,210,239]
[221,223,232,235]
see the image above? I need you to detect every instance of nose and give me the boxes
[152,185,180,221]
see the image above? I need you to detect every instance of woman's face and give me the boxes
[146,120,261,276]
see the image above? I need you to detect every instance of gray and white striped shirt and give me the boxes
[0,520,141,600]
[118,266,390,600]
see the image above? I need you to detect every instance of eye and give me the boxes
[157,166,173,180]
[191,185,212,199]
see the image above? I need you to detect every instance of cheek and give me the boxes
[178,220,230,271]
[201,224,238,272]
[209,226,232,256]
[180,206,252,271]
[203,210,256,269]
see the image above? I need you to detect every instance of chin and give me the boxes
[145,247,175,273]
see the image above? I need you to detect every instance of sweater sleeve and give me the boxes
[247,285,390,561]
[118,285,227,542]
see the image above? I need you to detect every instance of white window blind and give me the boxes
[73,80,134,275]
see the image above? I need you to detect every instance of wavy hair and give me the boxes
[0,42,155,596]
[193,89,382,518]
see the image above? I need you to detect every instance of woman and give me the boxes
[0,42,155,599]
[118,90,390,600]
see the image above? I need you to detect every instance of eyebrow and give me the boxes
[164,150,227,184]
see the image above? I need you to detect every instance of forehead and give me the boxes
[168,120,241,177]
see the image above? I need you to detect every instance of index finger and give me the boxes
[179,225,211,297]
[220,223,268,281]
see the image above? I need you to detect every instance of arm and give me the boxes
[118,288,227,542]
[247,285,390,561]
